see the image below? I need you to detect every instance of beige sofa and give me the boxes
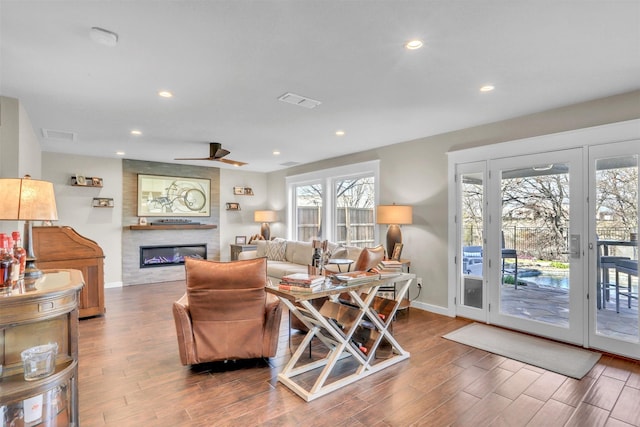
[237,239,364,282]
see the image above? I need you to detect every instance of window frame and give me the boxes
[286,160,380,243]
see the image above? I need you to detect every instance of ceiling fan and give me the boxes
[175,142,247,167]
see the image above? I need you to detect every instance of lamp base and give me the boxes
[386,224,402,259]
[24,258,43,282]
[260,223,271,241]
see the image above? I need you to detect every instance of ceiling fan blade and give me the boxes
[216,158,247,167]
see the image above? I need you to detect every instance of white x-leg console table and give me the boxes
[267,273,415,401]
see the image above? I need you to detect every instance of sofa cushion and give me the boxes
[288,241,314,265]
[265,239,287,261]
[267,261,309,279]
[255,240,267,257]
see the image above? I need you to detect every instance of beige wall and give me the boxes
[267,90,640,312]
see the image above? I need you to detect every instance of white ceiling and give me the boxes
[1,1,639,172]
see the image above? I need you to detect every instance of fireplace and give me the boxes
[140,244,207,268]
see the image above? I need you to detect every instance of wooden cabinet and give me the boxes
[32,226,105,318]
[0,269,83,426]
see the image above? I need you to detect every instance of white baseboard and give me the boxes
[410,300,455,317]
[105,281,123,289]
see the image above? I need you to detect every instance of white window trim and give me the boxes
[286,160,381,242]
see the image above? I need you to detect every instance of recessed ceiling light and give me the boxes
[130,130,142,136]
[116,151,125,156]
[158,91,173,98]
[405,40,423,50]
[335,130,345,136]
[480,85,495,92]
[273,150,281,155]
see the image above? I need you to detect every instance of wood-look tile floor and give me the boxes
[78,281,640,426]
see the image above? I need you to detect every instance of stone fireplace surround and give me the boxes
[122,160,221,286]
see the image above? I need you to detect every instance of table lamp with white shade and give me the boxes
[254,210,276,240]
[0,176,58,281]
[376,204,412,258]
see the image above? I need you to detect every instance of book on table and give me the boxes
[278,282,324,292]
[280,273,325,286]
[332,271,380,284]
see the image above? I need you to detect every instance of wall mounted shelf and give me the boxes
[71,175,103,187]
[129,224,217,231]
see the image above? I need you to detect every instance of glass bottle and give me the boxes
[7,236,20,286]
[12,231,27,280]
[0,235,14,288]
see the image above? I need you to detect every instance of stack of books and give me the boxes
[373,260,403,277]
[278,273,325,292]
[333,271,381,285]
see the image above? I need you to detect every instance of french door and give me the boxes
[487,149,585,344]
[456,149,585,344]
[588,140,639,359]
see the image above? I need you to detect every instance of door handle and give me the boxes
[569,235,580,259]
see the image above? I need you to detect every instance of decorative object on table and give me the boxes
[0,176,59,282]
[376,204,412,258]
[235,235,247,244]
[254,210,276,240]
[137,174,210,217]
[138,217,148,225]
[391,242,404,261]
[92,197,114,207]
[21,342,58,381]
[226,202,241,211]
[310,239,328,273]
[249,234,265,243]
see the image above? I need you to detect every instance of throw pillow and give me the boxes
[265,240,287,261]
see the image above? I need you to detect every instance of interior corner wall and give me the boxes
[41,152,124,287]
[219,168,274,260]
[267,90,640,312]
[18,101,41,179]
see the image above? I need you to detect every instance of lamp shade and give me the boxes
[0,177,58,220]
[376,205,412,225]
[254,210,276,223]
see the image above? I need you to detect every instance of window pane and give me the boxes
[295,184,323,241]
[335,176,375,248]
[461,172,484,308]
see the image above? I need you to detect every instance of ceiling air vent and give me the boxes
[280,161,301,167]
[42,128,77,141]
[277,92,321,109]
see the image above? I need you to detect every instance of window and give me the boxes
[286,161,380,245]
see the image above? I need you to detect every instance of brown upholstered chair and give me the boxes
[352,244,385,272]
[172,257,282,365]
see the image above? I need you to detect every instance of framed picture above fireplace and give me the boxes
[137,174,210,217]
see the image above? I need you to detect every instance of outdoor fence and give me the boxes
[297,206,375,247]
[464,226,635,262]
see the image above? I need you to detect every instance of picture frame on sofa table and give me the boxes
[235,236,247,244]
[391,243,403,261]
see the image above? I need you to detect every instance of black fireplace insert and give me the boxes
[140,244,207,268]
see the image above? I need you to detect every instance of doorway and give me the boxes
[451,122,640,359]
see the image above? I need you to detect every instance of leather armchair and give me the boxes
[173,257,282,365]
